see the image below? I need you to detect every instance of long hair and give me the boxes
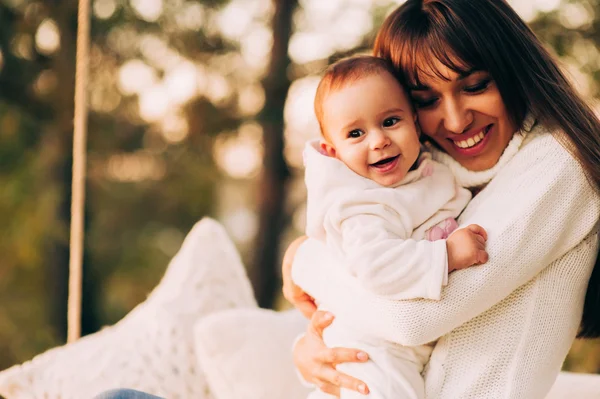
[374,0,600,338]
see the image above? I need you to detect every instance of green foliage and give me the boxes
[0,0,233,370]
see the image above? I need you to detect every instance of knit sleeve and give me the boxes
[292,133,600,346]
[335,207,449,301]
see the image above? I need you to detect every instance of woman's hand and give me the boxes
[282,235,317,318]
[293,311,371,396]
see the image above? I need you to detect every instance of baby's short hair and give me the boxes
[314,55,406,137]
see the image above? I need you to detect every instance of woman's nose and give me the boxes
[442,97,474,134]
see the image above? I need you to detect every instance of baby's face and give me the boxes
[321,72,420,186]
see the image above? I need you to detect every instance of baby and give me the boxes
[298,56,488,399]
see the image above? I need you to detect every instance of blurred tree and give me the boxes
[0,0,237,369]
[249,0,296,308]
[0,0,79,363]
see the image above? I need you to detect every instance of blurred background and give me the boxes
[0,0,599,374]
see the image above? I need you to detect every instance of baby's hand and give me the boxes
[446,224,488,272]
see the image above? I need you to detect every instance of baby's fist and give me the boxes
[446,224,488,272]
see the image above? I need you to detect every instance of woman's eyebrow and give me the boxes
[457,68,479,80]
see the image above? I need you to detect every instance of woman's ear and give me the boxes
[320,140,336,157]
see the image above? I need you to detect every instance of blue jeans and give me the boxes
[94,389,165,399]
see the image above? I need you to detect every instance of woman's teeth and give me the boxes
[454,128,487,149]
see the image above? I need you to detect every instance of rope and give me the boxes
[68,0,91,343]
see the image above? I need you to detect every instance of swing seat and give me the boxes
[0,218,598,399]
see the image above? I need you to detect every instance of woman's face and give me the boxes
[409,58,517,171]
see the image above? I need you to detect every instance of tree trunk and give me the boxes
[250,0,296,308]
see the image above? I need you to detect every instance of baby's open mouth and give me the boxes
[370,155,399,167]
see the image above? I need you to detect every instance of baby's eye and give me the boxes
[383,117,400,127]
[348,129,364,139]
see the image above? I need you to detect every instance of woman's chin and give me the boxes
[443,140,502,171]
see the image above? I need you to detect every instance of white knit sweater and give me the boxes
[292,120,600,399]
[303,141,470,300]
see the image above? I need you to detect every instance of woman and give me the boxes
[287,0,600,397]
[97,0,600,398]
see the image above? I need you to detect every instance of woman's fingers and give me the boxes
[295,315,372,397]
[282,283,316,318]
[295,293,318,319]
[317,368,370,395]
[307,313,371,394]
[315,380,340,397]
[309,311,335,337]
[318,347,369,365]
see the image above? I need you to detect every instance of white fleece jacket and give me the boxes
[292,119,600,399]
[303,141,470,300]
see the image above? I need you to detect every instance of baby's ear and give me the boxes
[320,140,336,157]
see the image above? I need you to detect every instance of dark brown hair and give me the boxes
[314,55,406,137]
[374,0,600,338]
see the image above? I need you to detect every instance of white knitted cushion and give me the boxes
[194,308,311,399]
[0,218,257,399]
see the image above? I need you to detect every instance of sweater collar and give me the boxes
[426,115,536,188]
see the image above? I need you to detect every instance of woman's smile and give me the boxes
[448,124,493,156]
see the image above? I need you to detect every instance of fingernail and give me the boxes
[357,351,368,361]
[359,383,368,394]
[324,312,333,320]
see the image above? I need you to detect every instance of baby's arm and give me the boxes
[337,209,446,301]
[333,197,486,301]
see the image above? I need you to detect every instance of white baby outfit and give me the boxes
[294,119,600,398]
[301,141,471,399]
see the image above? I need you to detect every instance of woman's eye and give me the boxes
[464,78,492,93]
[348,129,364,138]
[383,117,400,127]
[412,97,438,109]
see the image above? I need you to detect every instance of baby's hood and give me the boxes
[303,140,375,241]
